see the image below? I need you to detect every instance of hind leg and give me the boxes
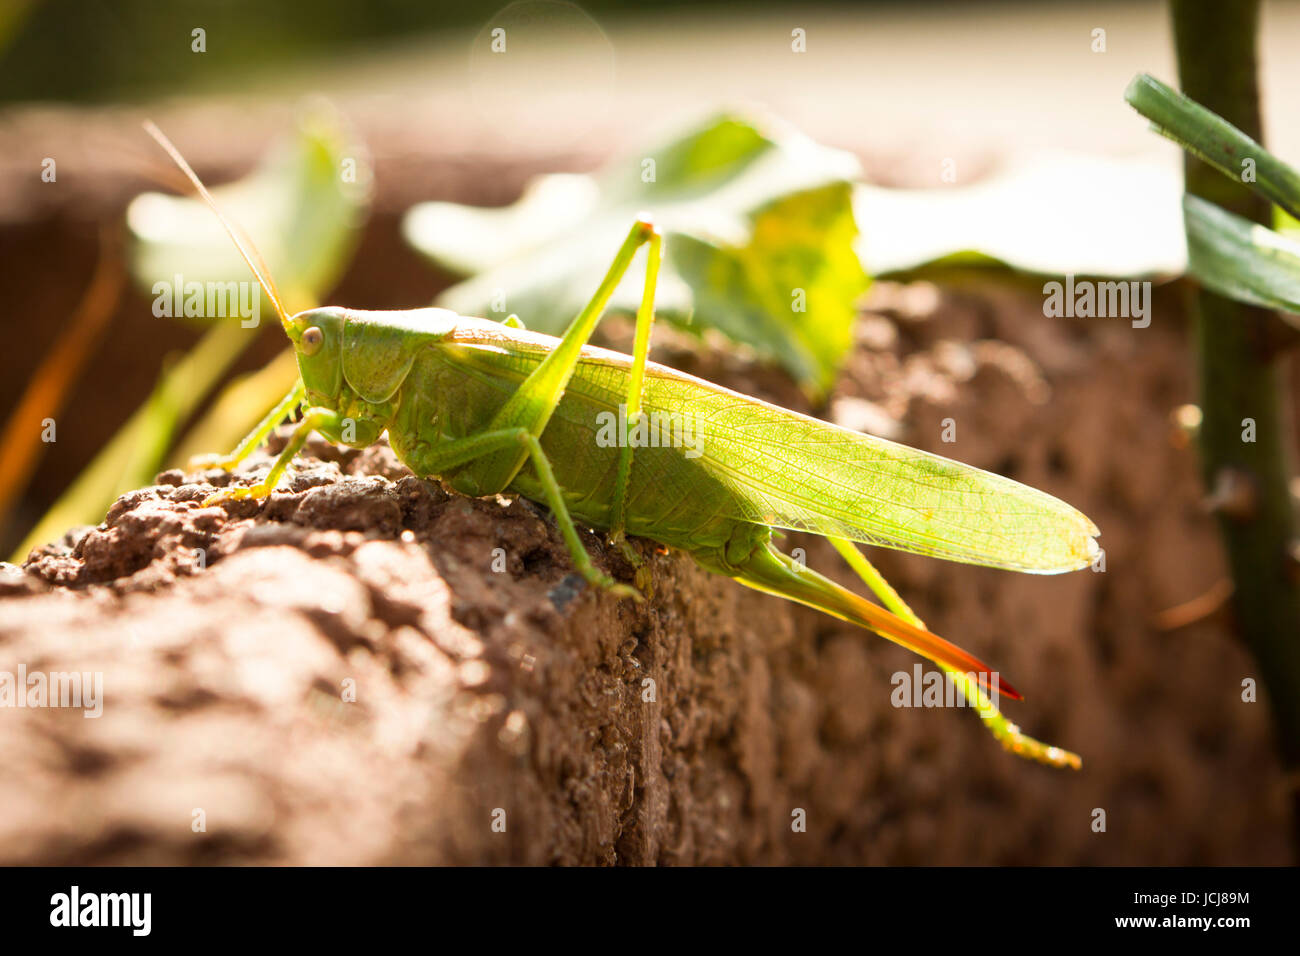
[826,536,1081,770]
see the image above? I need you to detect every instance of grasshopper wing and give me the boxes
[639,368,1099,574]
[444,324,1098,574]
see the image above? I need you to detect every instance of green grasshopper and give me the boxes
[145,122,1099,765]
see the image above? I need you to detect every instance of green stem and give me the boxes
[1171,0,1300,849]
[12,322,254,561]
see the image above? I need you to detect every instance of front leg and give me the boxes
[202,407,341,506]
[189,380,306,473]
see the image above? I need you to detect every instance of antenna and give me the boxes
[142,120,293,335]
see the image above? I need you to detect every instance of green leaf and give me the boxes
[672,183,863,389]
[403,112,867,394]
[1125,73,1300,222]
[855,152,1185,278]
[1184,194,1300,324]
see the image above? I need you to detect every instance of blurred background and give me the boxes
[2,0,1299,865]
[8,0,1300,555]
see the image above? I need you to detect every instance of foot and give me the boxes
[202,479,277,508]
[584,568,644,603]
[188,452,243,473]
[609,530,642,568]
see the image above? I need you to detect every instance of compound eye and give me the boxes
[301,326,324,355]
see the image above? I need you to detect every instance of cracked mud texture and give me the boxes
[1,280,1290,865]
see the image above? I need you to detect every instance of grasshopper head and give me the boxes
[289,307,345,405]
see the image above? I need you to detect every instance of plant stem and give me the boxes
[11,321,254,562]
[1172,0,1300,848]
